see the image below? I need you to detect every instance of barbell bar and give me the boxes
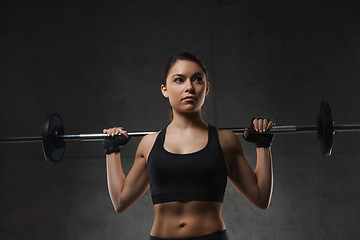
[0,101,359,163]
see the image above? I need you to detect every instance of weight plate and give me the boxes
[42,113,65,163]
[317,102,333,156]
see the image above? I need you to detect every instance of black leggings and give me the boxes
[149,229,229,240]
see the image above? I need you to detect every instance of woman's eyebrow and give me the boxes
[171,74,185,78]
[171,72,203,78]
[192,72,203,77]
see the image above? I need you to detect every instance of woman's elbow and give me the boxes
[251,194,271,209]
[111,198,125,213]
[114,205,124,213]
[113,202,127,213]
[256,199,271,210]
[113,200,132,213]
[258,202,270,210]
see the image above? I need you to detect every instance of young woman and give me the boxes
[103,52,274,240]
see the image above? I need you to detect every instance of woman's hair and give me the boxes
[162,52,208,85]
[162,52,208,121]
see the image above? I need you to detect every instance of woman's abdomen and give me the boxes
[151,201,226,239]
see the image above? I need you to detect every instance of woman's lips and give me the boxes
[182,96,196,101]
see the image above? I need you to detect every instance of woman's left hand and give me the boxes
[244,118,275,148]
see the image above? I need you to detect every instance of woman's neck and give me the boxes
[170,110,207,129]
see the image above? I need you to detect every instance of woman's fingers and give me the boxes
[253,118,274,133]
[103,127,128,138]
[244,128,250,138]
[258,119,264,133]
[252,119,259,132]
[119,128,129,138]
[253,118,264,133]
[267,120,274,130]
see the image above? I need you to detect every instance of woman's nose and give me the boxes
[185,79,194,92]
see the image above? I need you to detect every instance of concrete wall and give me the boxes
[1,0,360,239]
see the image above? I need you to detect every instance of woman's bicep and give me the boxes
[228,148,260,203]
[220,131,261,205]
[119,156,149,211]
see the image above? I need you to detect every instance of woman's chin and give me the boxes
[171,104,203,114]
[181,108,202,114]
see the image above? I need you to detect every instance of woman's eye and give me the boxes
[193,77,203,82]
[174,78,183,83]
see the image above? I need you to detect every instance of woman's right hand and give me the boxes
[102,127,130,154]
[103,127,129,138]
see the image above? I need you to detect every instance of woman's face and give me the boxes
[161,60,209,113]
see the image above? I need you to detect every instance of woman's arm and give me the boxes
[219,130,273,209]
[254,147,273,208]
[106,134,155,212]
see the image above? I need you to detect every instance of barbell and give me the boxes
[1,101,360,163]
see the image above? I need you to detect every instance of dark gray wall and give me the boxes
[1,0,360,239]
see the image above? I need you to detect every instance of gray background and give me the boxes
[1,0,360,239]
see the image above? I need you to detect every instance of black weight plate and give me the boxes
[42,113,65,163]
[317,102,333,156]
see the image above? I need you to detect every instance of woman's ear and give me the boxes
[205,82,210,96]
[161,84,168,98]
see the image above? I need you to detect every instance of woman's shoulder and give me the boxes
[214,127,241,149]
[214,127,237,139]
[139,131,161,148]
[136,128,164,157]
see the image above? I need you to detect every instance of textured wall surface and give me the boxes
[1,0,360,239]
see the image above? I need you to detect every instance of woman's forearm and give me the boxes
[106,152,126,211]
[254,147,273,209]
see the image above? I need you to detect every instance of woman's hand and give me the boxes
[244,118,275,135]
[102,127,130,154]
[103,127,129,138]
[244,118,275,148]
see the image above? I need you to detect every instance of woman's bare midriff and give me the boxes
[150,201,226,239]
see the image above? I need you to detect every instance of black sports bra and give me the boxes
[146,125,228,205]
